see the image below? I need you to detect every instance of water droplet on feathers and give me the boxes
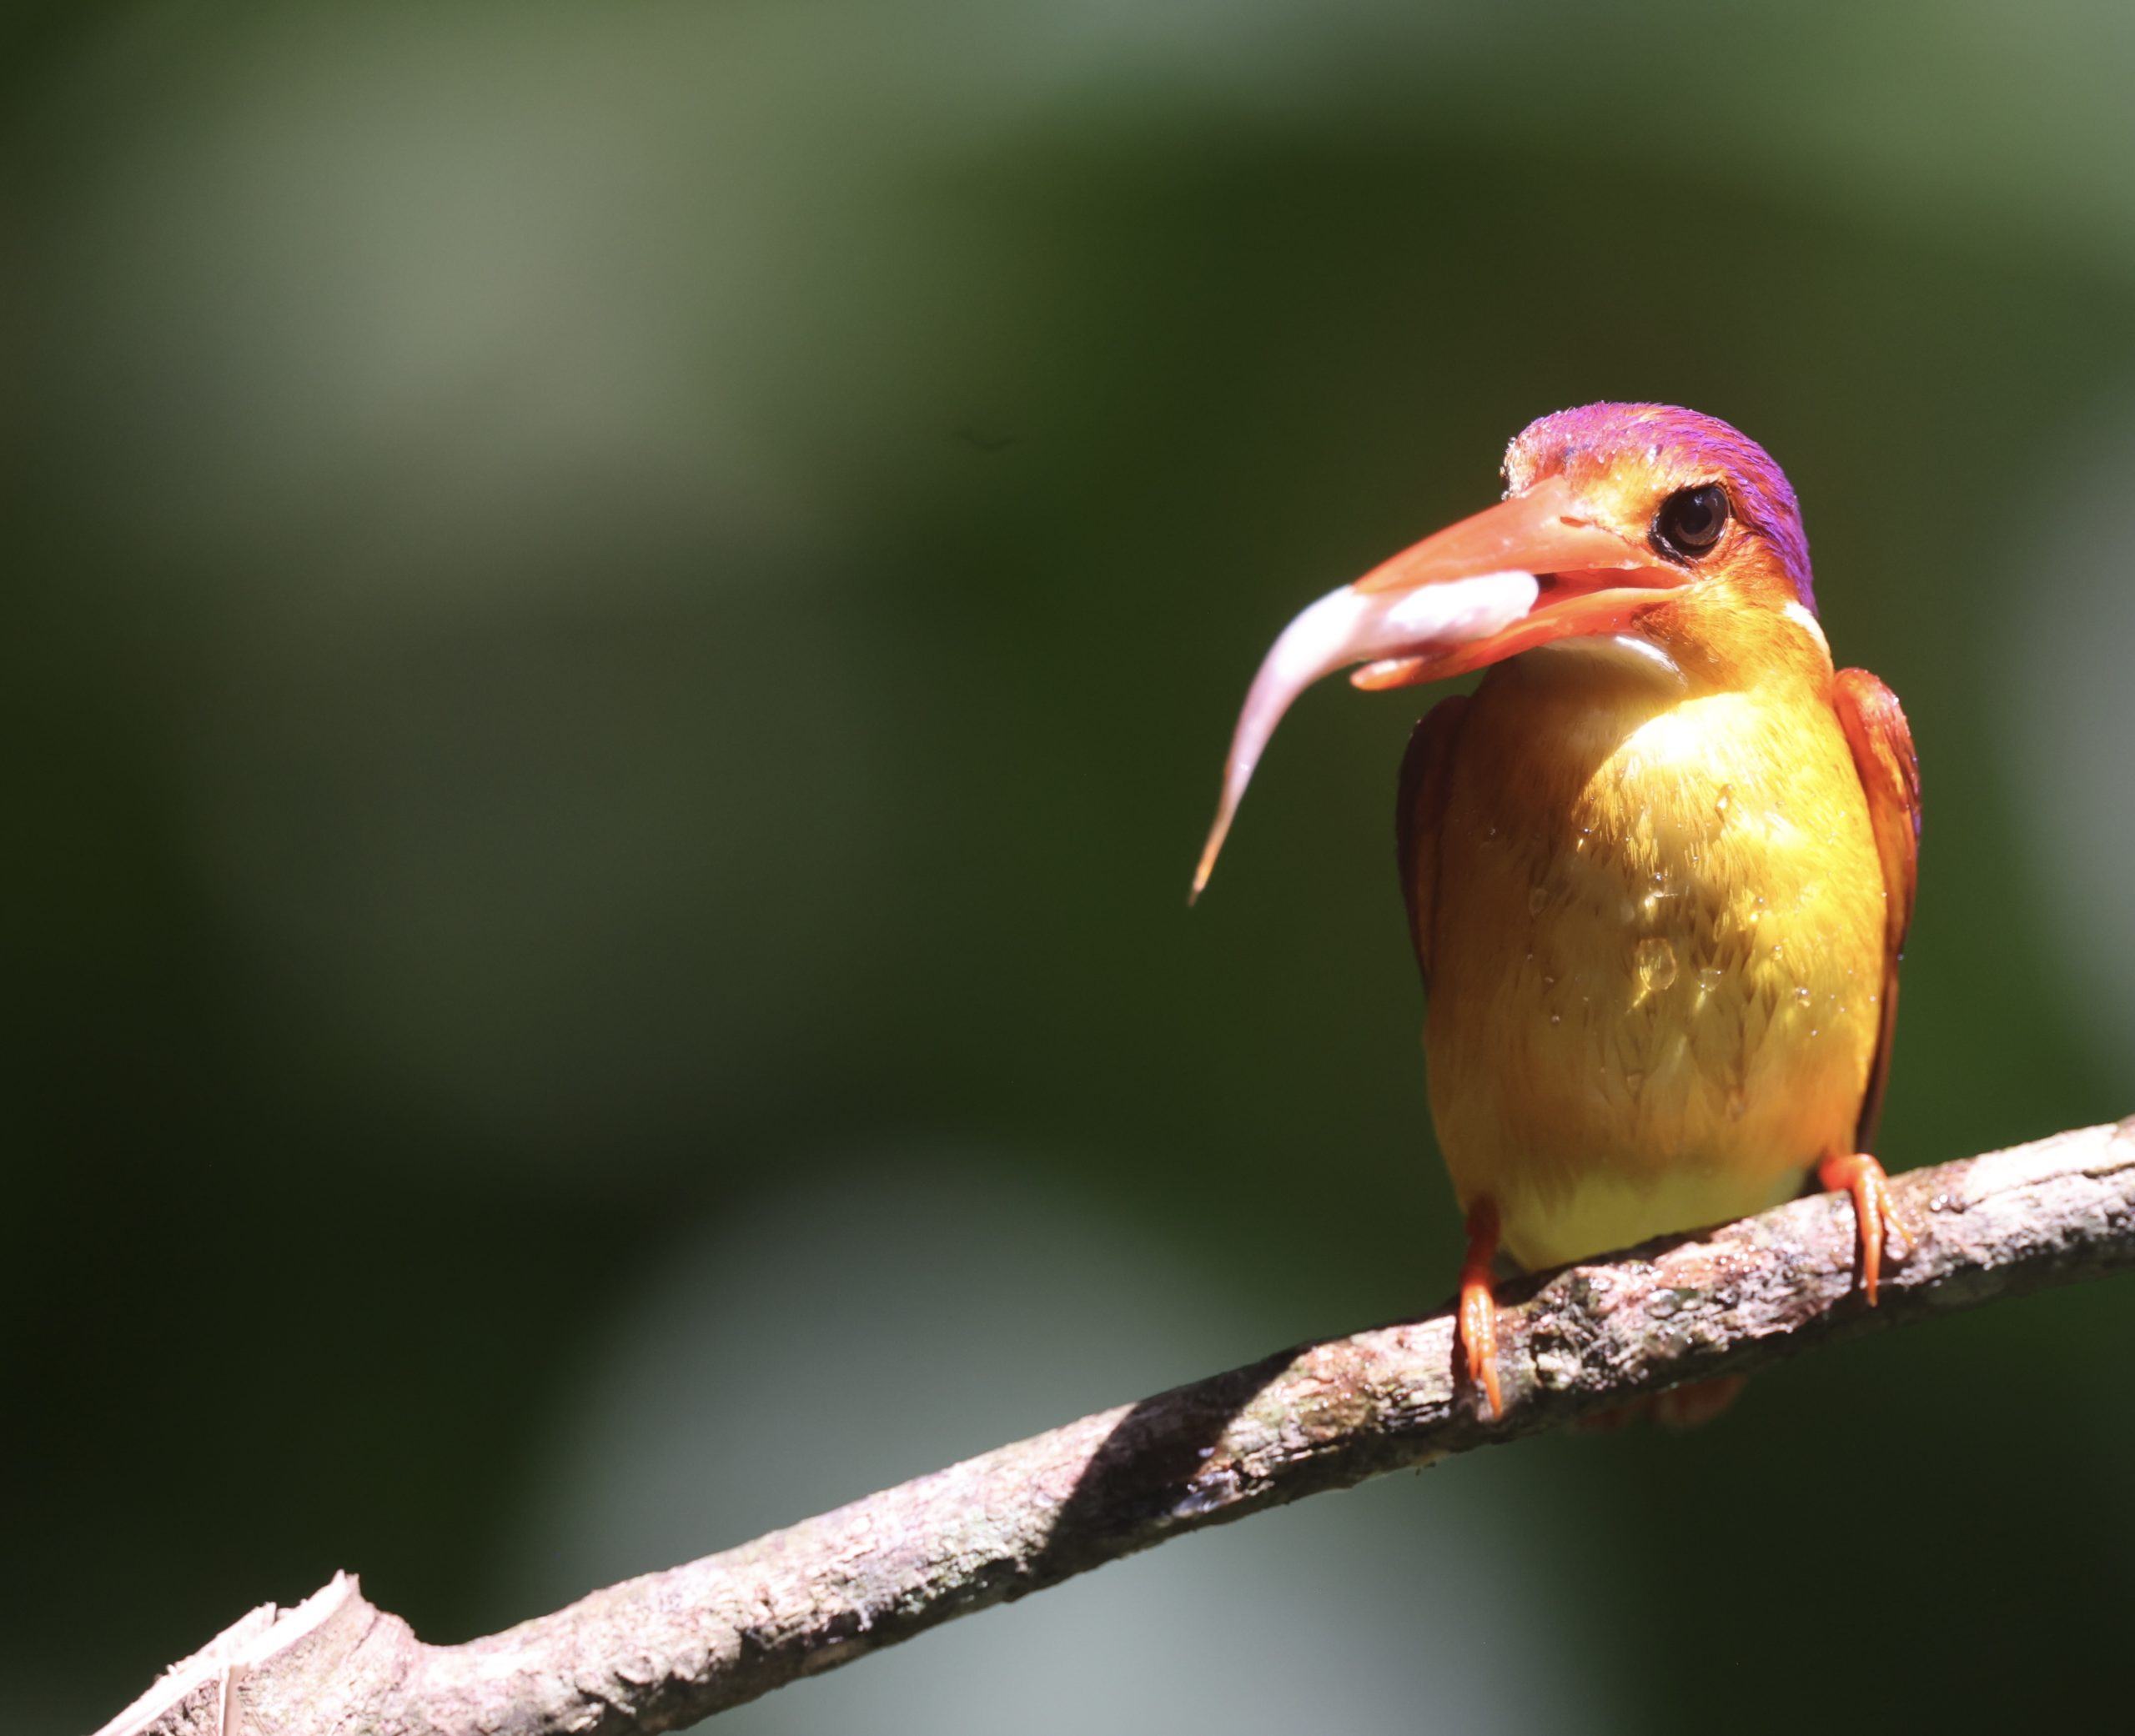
[1635,937,1678,993]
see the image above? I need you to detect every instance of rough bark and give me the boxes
[97,1116,2135,1736]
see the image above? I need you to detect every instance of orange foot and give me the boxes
[1575,1374,1751,1433]
[1817,1150,1913,1306]
[1458,1198,1505,1420]
[1651,1373,1749,1429]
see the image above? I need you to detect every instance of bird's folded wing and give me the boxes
[1394,694,1471,994]
[1832,667,1922,1151]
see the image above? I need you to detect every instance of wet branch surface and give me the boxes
[98,1116,2135,1736]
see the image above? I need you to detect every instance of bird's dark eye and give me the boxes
[1651,484,1731,561]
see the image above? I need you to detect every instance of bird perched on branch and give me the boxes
[1193,403,1921,1419]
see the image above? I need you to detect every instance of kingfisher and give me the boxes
[1193,403,1921,1419]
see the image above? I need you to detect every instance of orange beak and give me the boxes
[1190,474,1682,898]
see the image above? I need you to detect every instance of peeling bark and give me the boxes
[96,1117,2135,1736]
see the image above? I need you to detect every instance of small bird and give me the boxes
[1194,403,1919,1419]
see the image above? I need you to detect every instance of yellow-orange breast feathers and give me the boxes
[1413,623,1890,1270]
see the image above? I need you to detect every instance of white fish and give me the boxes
[1191,569,1540,899]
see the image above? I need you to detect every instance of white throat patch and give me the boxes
[1781,599,1830,655]
[1535,632,1686,686]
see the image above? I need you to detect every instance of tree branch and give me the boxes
[98,1116,2135,1736]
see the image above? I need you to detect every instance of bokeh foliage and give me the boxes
[5,4,2130,1731]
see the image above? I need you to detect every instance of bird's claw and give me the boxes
[1459,1272,1504,1421]
[1817,1150,1911,1305]
[1458,1198,1505,1419]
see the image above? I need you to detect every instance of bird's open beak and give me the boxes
[1191,474,1680,898]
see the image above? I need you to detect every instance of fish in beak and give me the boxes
[1190,473,1685,898]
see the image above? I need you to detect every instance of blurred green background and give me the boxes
[8,3,2132,1731]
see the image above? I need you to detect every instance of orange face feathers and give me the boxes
[1501,402,1817,616]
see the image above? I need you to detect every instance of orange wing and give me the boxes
[1831,668,1922,1151]
[1394,695,1470,991]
